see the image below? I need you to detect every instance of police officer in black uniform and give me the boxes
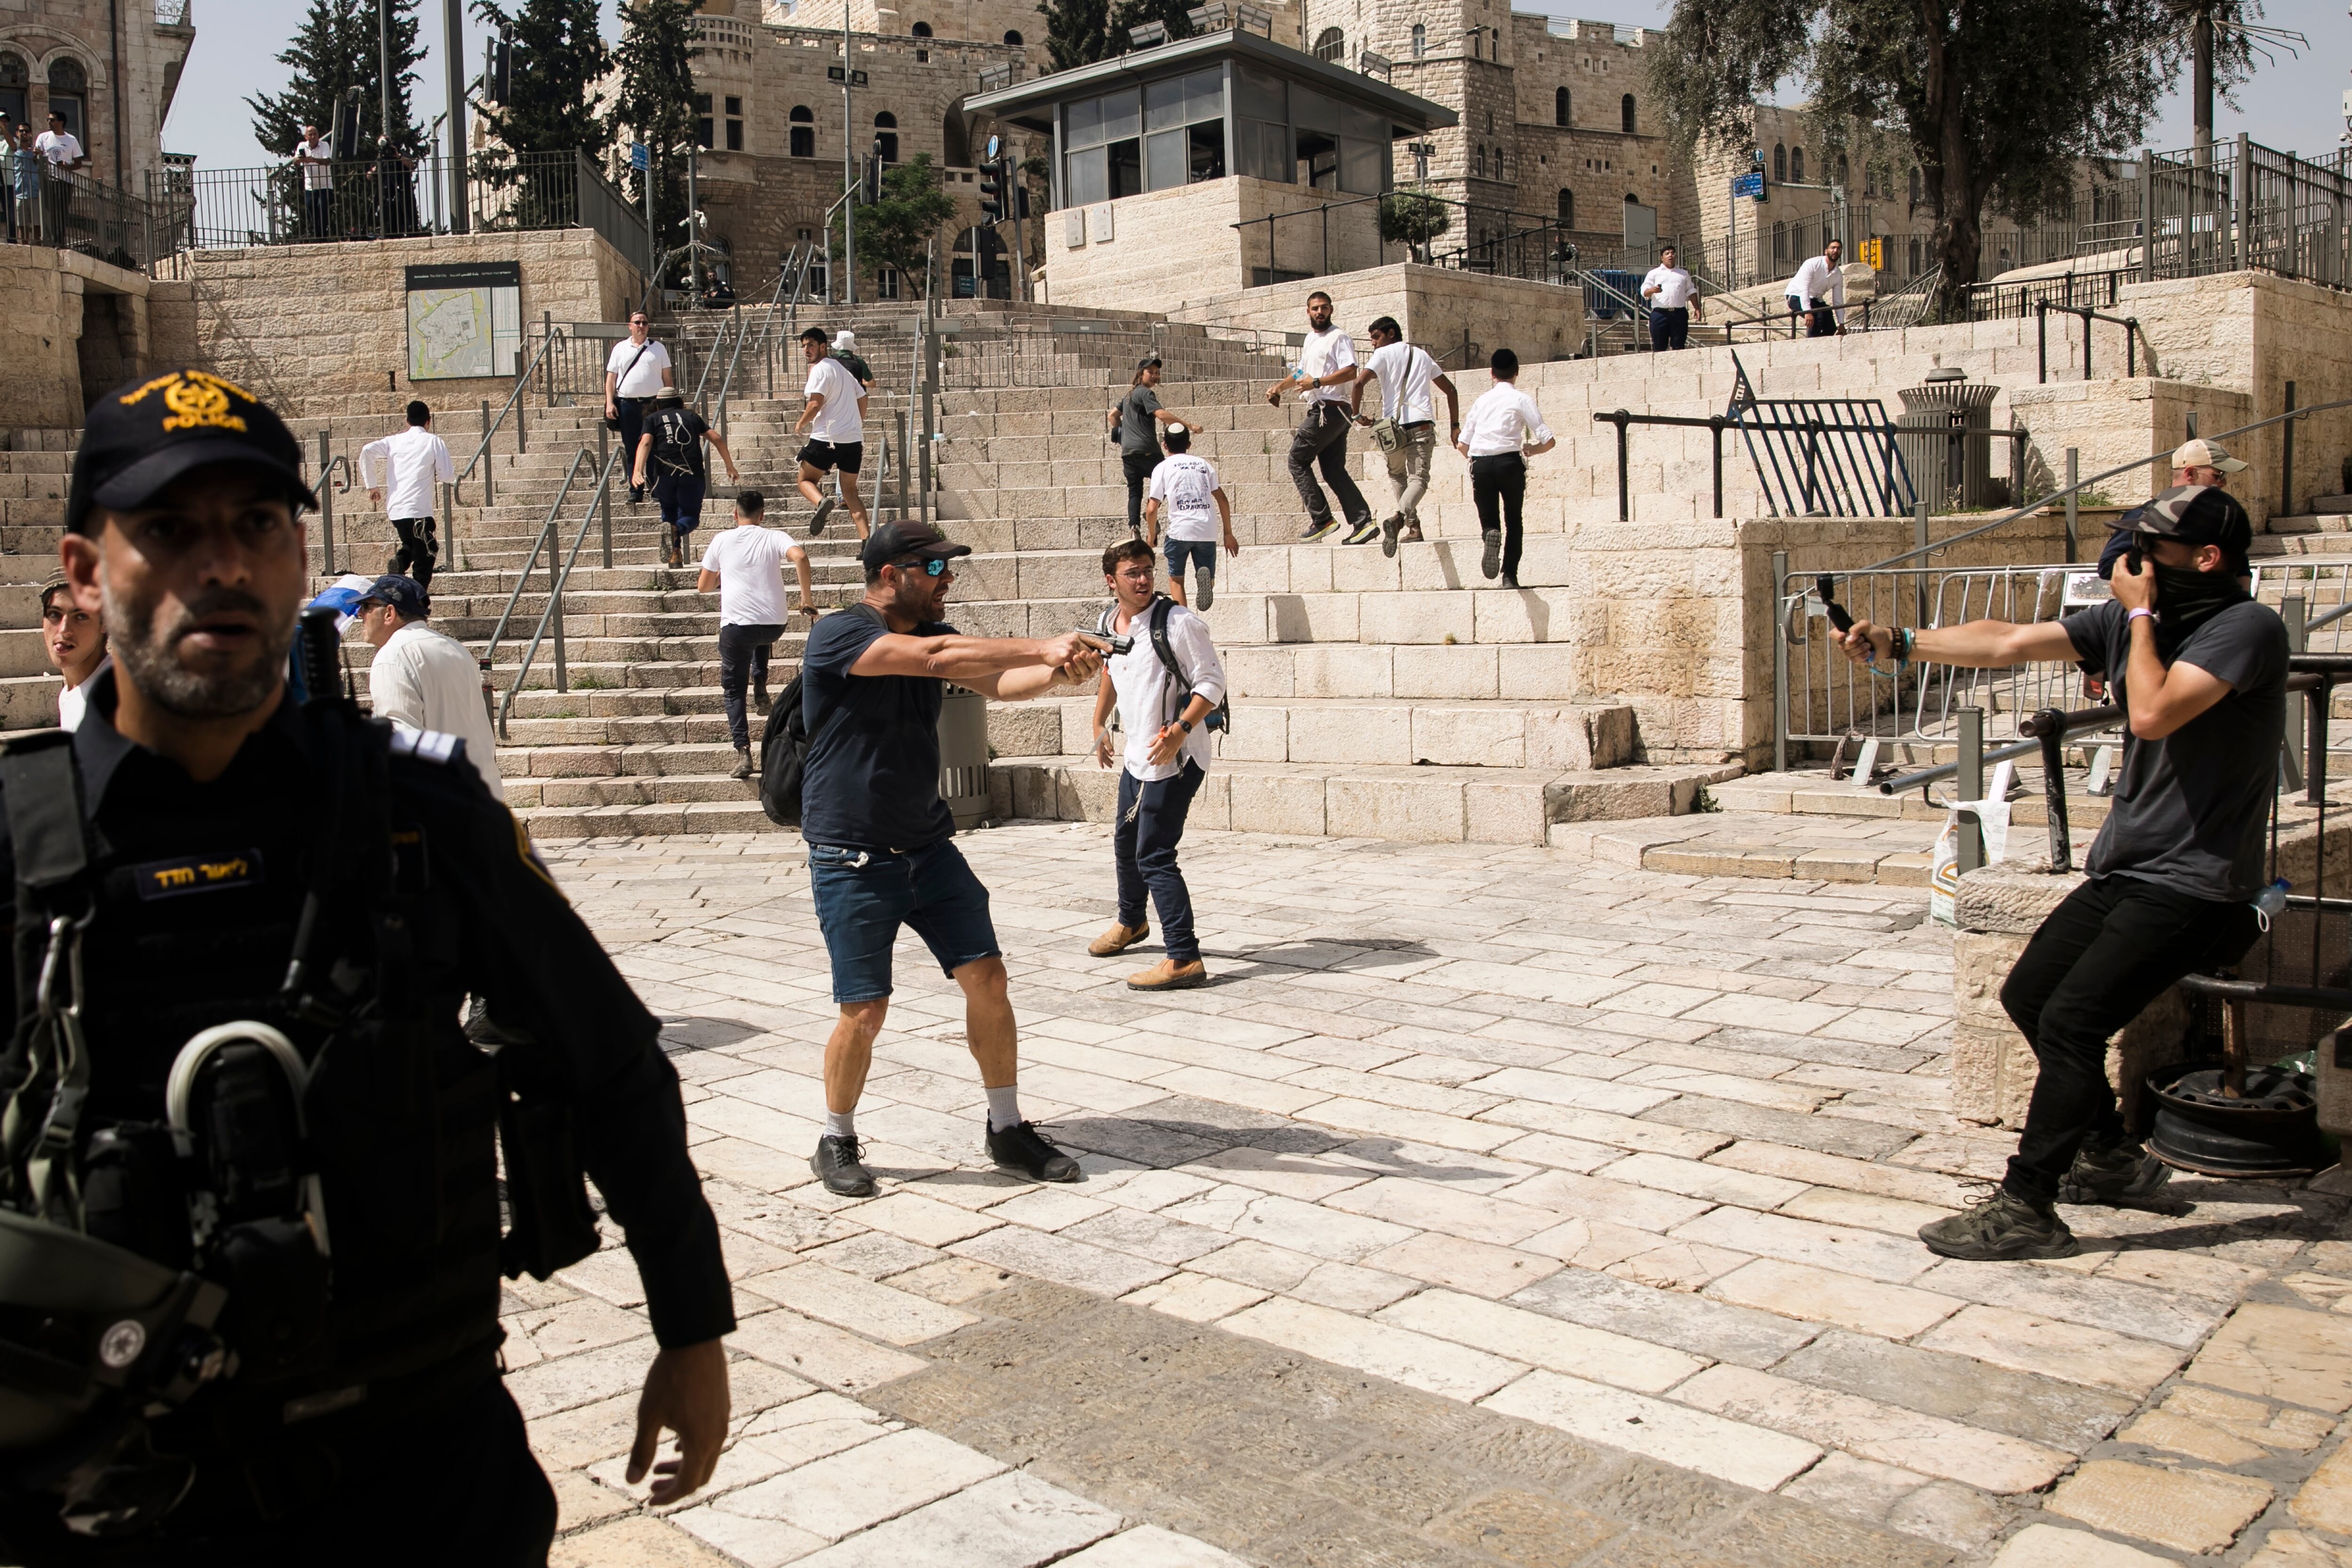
[0,369,735,1563]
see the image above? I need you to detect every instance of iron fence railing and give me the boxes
[1230,191,1582,291]
[12,167,169,271]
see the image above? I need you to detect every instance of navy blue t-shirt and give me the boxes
[799,605,956,851]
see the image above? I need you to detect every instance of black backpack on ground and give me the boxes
[759,606,881,828]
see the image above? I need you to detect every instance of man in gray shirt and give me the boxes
[1108,356,1199,539]
[1838,486,2284,1261]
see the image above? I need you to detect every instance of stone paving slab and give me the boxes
[505,822,2352,1567]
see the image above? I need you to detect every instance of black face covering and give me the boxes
[2150,560,2250,652]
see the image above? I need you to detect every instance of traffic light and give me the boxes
[978,158,1006,223]
[489,34,512,103]
[863,151,882,204]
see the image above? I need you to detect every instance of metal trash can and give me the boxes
[1896,366,2001,510]
[937,685,992,830]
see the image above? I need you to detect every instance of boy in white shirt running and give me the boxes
[1141,428,1238,611]
[698,489,816,777]
[1454,349,1557,589]
[795,326,871,539]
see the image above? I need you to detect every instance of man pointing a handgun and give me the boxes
[1835,486,2285,1261]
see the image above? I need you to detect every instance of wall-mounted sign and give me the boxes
[405,262,522,381]
[1731,170,1765,201]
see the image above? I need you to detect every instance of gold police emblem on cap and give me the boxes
[117,370,256,434]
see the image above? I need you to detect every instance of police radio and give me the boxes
[295,603,345,706]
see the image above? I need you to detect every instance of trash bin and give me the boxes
[938,685,991,830]
[1896,366,2001,510]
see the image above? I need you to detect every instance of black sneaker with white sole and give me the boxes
[987,1120,1081,1182]
[811,1134,876,1196]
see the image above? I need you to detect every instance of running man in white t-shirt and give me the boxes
[1142,427,1237,611]
[697,488,816,777]
[1347,315,1459,557]
[794,326,870,540]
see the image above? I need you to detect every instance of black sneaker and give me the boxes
[809,497,835,536]
[811,1134,875,1196]
[1342,518,1380,546]
[2060,1140,2184,1211]
[1918,1187,2079,1261]
[1380,514,1403,557]
[1480,530,1502,580]
[987,1120,1080,1183]
[1302,518,1342,542]
[754,682,771,715]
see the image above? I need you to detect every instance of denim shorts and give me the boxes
[1163,537,1217,579]
[807,838,999,1003]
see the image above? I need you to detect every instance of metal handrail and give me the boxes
[480,446,595,677]
[497,445,625,738]
[1859,395,2352,572]
[713,252,798,422]
[458,326,563,498]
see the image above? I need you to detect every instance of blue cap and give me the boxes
[359,573,429,619]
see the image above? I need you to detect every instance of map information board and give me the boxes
[405,262,523,381]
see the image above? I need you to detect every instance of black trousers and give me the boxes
[1470,454,1526,581]
[614,398,651,497]
[1122,450,1158,536]
[1796,296,1838,337]
[1287,403,1371,531]
[1998,875,2260,1203]
[389,516,437,589]
[1,1376,554,1568]
[1649,306,1689,351]
[718,621,783,749]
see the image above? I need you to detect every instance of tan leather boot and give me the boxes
[1087,922,1150,957]
[1127,958,1208,991]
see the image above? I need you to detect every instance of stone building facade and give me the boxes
[0,0,193,194]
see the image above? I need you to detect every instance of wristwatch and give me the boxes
[1178,718,1195,733]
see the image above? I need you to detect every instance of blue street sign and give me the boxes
[1731,170,1764,201]
[630,142,650,172]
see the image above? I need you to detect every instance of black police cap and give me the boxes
[67,370,317,535]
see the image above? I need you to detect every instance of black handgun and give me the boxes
[1074,627,1134,657]
[1815,574,1855,635]
[296,603,345,707]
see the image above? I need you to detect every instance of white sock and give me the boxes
[825,1109,856,1140]
[985,1083,1021,1131]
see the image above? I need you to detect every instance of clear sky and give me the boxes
[166,0,2346,170]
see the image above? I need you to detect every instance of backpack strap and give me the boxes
[1148,596,1190,722]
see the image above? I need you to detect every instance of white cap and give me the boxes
[2172,438,2248,473]
[833,330,857,351]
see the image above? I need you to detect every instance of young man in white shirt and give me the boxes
[1640,245,1705,351]
[698,488,817,777]
[40,576,106,732]
[1086,538,1227,992]
[359,400,458,591]
[1142,427,1236,611]
[795,326,870,539]
[34,111,84,247]
[1265,290,1376,546]
[1348,315,1459,556]
[294,123,334,239]
[1454,349,1557,589]
[351,573,503,800]
[604,310,675,502]
[1786,239,1846,338]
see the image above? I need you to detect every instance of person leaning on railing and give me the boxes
[1835,485,2285,1263]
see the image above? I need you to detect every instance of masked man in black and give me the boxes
[0,369,733,1563]
[1836,486,2285,1261]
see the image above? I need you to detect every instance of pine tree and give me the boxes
[471,0,611,157]
[608,0,699,282]
[1040,0,1191,74]
[248,0,425,160]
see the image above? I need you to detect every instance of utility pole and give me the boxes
[445,0,469,232]
[842,7,858,305]
[688,143,701,298]
[2192,0,2215,168]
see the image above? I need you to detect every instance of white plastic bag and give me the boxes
[1928,762,2014,926]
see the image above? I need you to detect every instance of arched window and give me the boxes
[1619,94,1635,133]
[1494,146,1505,178]
[1554,87,1569,127]
[873,110,898,164]
[1004,28,1023,43]
[1411,23,1425,56]
[1557,187,1573,226]
[911,20,932,35]
[790,104,814,159]
[46,55,87,141]
[1789,146,1804,183]
[1836,152,1848,186]
[0,51,25,129]
[1908,166,1923,205]
[1772,144,1785,183]
[1313,26,1345,61]
[1474,143,1486,177]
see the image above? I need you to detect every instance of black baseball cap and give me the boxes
[2116,484,2252,568]
[858,521,973,573]
[358,573,430,619]
[67,369,315,535]
[1136,354,1162,370]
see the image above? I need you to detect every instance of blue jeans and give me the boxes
[1115,761,1204,964]
[652,473,705,534]
[808,838,1000,1003]
[1163,538,1216,589]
